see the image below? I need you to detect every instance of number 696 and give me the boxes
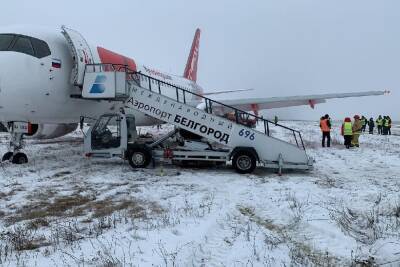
[238,129,255,140]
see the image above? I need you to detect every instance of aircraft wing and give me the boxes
[211,90,388,113]
[203,88,254,96]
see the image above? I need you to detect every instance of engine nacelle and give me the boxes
[27,123,78,139]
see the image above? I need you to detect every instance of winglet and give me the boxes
[183,28,201,82]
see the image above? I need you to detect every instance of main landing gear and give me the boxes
[2,131,28,164]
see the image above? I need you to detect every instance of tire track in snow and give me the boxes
[189,218,234,266]
[185,175,254,266]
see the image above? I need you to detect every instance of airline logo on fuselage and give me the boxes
[143,66,172,80]
[89,75,107,94]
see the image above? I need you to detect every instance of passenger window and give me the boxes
[11,37,35,57]
[0,34,15,51]
[31,38,51,58]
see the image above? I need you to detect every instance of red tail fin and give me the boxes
[183,28,201,82]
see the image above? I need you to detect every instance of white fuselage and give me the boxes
[0,26,203,127]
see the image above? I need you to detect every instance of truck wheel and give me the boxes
[128,146,152,168]
[232,151,256,174]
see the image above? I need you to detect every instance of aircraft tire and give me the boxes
[2,152,13,162]
[11,152,28,164]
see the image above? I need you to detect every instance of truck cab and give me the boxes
[84,113,136,157]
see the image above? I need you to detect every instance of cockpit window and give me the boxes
[10,37,35,57]
[0,34,51,58]
[30,38,51,58]
[0,34,14,50]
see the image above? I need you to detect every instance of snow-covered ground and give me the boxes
[0,121,399,266]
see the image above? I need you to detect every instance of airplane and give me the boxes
[0,25,387,164]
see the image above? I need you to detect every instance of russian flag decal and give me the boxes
[52,58,62,68]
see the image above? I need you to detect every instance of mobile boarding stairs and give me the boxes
[79,64,313,174]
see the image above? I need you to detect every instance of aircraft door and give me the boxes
[61,26,94,86]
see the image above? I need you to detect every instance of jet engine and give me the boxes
[27,123,78,139]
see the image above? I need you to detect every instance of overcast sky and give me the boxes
[1,0,398,120]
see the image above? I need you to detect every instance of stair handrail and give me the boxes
[84,63,306,150]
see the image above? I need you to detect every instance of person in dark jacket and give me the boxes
[368,118,375,134]
[388,116,392,135]
[361,116,367,132]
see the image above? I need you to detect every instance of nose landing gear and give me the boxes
[2,127,29,164]
[2,151,28,164]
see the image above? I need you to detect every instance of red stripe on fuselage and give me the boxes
[97,47,137,71]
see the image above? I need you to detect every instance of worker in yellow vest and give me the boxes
[376,115,383,134]
[382,116,389,135]
[320,114,331,147]
[352,115,362,147]
[341,117,353,149]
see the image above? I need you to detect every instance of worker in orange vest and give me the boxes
[320,114,331,147]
